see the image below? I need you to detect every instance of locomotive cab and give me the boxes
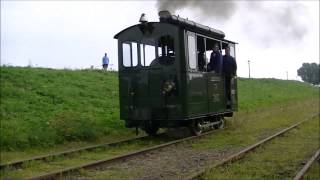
[114,11,238,135]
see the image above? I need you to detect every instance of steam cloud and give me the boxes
[156,0,309,47]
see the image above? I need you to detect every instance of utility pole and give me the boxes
[248,60,251,78]
[286,71,288,80]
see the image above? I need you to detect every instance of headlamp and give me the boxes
[162,80,175,94]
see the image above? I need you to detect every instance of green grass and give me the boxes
[200,116,320,180]
[1,99,317,179]
[304,159,320,179]
[0,67,318,179]
[0,66,130,151]
[0,66,318,151]
[237,77,318,110]
[72,99,319,180]
[190,99,318,151]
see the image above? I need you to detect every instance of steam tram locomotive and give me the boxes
[114,11,238,136]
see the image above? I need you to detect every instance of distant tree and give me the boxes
[297,63,319,84]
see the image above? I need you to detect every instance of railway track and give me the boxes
[3,114,317,180]
[0,133,159,169]
[24,128,223,180]
[187,114,319,180]
[293,149,320,180]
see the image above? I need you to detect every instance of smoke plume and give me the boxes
[156,0,309,47]
[157,0,237,20]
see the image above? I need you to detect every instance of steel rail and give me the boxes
[11,114,318,180]
[187,114,319,180]
[0,133,156,169]
[293,149,320,180]
[26,129,222,180]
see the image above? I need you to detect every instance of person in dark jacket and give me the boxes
[198,49,206,71]
[223,45,237,107]
[208,44,222,74]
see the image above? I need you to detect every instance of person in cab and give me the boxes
[223,45,237,106]
[208,44,223,74]
[198,49,206,71]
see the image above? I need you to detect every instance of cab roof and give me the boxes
[114,11,238,44]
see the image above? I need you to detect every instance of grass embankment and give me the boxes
[237,77,318,110]
[0,66,318,151]
[1,66,127,151]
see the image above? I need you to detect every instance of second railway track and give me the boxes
[1,134,155,169]
[293,149,320,180]
[188,113,319,179]
[0,133,175,169]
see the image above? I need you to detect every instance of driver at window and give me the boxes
[208,44,222,74]
[198,49,206,71]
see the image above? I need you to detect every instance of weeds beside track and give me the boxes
[188,114,319,180]
[293,149,320,180]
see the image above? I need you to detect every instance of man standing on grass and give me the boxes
[102,53,109,70]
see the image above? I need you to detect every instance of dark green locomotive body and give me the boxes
[114,11,238,134]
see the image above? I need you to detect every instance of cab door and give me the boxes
[186,32,208,117]
[206,72,225,113]
[230,77,238,111]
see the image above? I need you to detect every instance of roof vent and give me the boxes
[139,13,148,23]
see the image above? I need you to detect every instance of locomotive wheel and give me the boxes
[144,122,159,136]
[190,120,203,136]
[214,117,225,129]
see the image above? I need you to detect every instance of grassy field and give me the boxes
[0,66,318,151]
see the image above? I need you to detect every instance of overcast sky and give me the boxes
[1,1,319,79]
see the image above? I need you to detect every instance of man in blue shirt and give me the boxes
[102,53,109,70]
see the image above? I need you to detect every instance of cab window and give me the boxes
[140,38,156,66]
[197,36,206,72]
[143,44,155,66]
[122,35,175,67]
[157,35,175,57]
[187,33,197,70]
[229,43,236,58]
[122,42,138,67]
